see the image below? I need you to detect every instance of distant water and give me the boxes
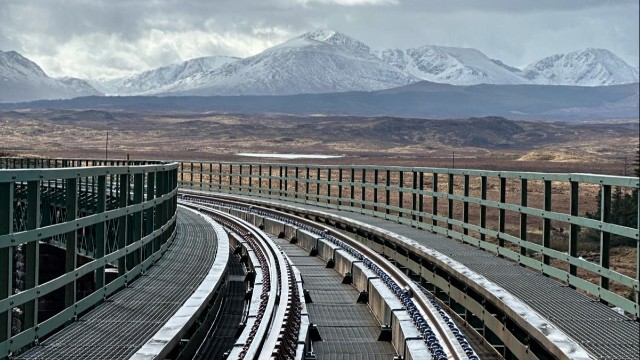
[237,153,343,159]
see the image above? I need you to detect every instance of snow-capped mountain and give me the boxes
[522,48,639,86]
[154,30,418,96]
[3,31,639,103]
[106,30,637,96]
[93,56,239,95]
[0,50,101,103]
[377,46,528,85]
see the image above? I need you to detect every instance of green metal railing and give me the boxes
[177,161,639,316]
[0,158,178,357]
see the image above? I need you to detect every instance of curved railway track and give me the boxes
[181,193,479,360]
[180,200,305,360]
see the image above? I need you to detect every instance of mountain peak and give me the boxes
[0,50,101,102]
[378,45,528,85]
[302,29,340,42]
[300,29,372,53]
[2,50,21,58]
[523,48,639,86]
[0,49,48,78]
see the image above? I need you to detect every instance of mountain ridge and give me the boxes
[1,30,638,102]
[0,50,101,103]
[89,30,638,96]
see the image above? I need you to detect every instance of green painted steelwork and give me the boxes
[176,160,639,317]
[0,158,178,357]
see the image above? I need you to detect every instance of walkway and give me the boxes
[18,207,219,360]
[270,234,398,359]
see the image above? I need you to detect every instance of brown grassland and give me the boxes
[1,109,638,301]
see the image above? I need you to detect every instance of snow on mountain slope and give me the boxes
[160,30,419,96]
[92,56,239,95]
[4,31,638,103]
[0,50,48,80]
[522,48,639,86]
[377,45,530,85]
[84,31,640,96]
[0,50,101,103]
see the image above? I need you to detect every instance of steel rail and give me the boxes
[181,193,473,360]
[180,200,300,360]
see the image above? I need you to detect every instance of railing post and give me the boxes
[145,172,155,255]
[412,171,417,221]
[24,180,41,329]
[0,182,14,344]
[316,167,321,201]
[218,163,222,192]
[385,170,391,215]
[131,173,144,269]
[519,178,528,257]
[463,174,470,236]
[338,168,343,206]
[259,165,263,195]
[180,162,184,187]
[199,163,203,190]
[228,164,233,193]
[293,166,299,198]
[600,184,611,292]
[118,173,129,276]
[373,169,379,213]
[360,169,366,210]
[65,177,78,310]
[209,163,213,191]
[350,168,355,207]
[542,180,552,266]
[498,177,506,246]
[95,175,107,290]
[279,165,284,198]
[305,167,310,201]
[399,171,404,219]
[283,166,288,198]
[268,166,273,196]
[250,165,254,194]
[480,176,487,241]
[239,164,243,193]
[569,181,579,282]
[418,172,424,223]
[448,173,454,231]
[432,173,438,227]
[154,171,163,253]
[326,168,332,204]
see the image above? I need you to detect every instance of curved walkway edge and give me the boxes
[17,206,222,360]
[130,205,229,360]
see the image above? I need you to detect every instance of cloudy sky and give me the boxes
[1,0,638,80]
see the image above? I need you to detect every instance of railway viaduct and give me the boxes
[0,158,638,359]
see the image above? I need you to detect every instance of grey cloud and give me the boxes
[0,0,637,79]
[399,0,638,13]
